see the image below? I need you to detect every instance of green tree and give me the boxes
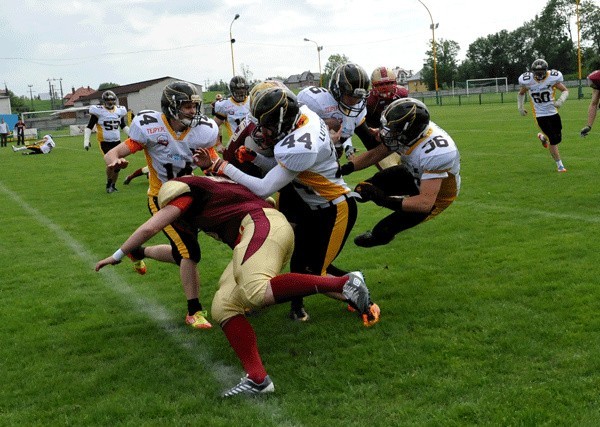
[322,53,350,88]
[422,38,460,91]
[8,90,27,114]
[98,82,119,90]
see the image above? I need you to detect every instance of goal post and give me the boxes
[466,77,508,96]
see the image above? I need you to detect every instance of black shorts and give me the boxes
[100,140,121,154]
[536,114,563,145]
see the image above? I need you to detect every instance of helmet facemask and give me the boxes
[230,76,249,103]
[250,87,300,149]
[161,81,203,128]
[380,98,430,153]
[329,63,370,117]
[371,67,398,99]
[102,91,117,109]
[531,59,548,81]
[165,98,202,128]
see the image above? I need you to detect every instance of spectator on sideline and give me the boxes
[0,118,9,147]
[518,59,569,172]
[104,80,219,330]
[580,69,600,137]
[83,90,130,192]
[14,118,26,146]
[338,98,461,248]
[95,175,380,398]
[12,134,55,155]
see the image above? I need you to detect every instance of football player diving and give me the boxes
[339,98,461,248]
[104,81,220,330]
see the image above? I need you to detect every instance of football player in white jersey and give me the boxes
[297,63,378,162]
[83,90,130,192]
[195,86,380,324]
[213,76,250,152]
[518,59,569,172]
[339,98,461,248]
[580,69,600,137]
[104,81,220,330]
[12,134,55,155]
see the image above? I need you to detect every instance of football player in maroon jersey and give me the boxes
[95,175,380,397]
[581,69,600,137]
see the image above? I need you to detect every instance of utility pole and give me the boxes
[56,78,64,107]
[47,78,54,109]
[28,84,34,109]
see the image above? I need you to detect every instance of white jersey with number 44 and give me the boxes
[518,69,564,117]
[274,105,351,207]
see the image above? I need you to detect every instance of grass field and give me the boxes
[2,96,600,426]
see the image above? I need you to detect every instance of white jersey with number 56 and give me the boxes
[125,110,219,197]
[518,69,564,117]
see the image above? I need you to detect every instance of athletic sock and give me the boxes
[222,315,267,383]
[187,298,203,315]
[270,273,347,303]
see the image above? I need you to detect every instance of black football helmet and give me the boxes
[380,98,430,152]
[161,81,202,128]
[250,87,300,148]
[102,90,117,109]
[230,76,249,103]
[531,59,548,81]
[329,63,369,117]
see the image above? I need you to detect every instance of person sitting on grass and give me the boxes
[12,134,55,155]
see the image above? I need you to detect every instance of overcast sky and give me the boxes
[1,0,552,98]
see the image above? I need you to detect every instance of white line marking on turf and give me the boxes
[457,200,600,224]
[0,181,303,425]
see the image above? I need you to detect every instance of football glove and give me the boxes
[205,157,229,176]
[343,141,356,160]
[235,146,257,164]
[580,125,592,137]
[354,182,385,205]
[337,161,355,177]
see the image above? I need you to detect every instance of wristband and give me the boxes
[112,248,125,261]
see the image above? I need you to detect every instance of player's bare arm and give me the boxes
[95,204,182,271]
[402,177,442,213]
[104,142,133,171]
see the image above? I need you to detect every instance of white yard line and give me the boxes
[0,180,302,425]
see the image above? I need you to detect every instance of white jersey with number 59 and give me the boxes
[125,110,219,197]
[518,69,563,117]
